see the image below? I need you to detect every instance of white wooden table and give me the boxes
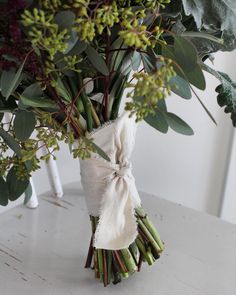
[0,183,236,295]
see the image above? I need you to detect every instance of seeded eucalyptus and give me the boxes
[0,0,236,286]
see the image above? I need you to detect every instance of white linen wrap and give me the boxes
[79,112,141,250]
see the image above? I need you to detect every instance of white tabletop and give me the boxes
[0,183,236,295]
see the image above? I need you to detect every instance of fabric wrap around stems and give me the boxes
[79,112,141,250]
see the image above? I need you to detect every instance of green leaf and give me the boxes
[145,111,169,133]
[6,167,29,201]
[162,38,206,90]
[24,182,32,205]
[0,95,18,112]
[64,30,79,54]
[87,139,110,162]
[157,98,168,112]
[140,52,155,73]
[54,76,72,102]
[202,63,236,125]
[20,83,58,109]
[20,96,58,109]
[110,37,126,71]
[170,75,192,99]
[0,112,3,122]
[22,82,43,97]
[164,112,194,135]
[131,51,142,71]
[65,37,87,55]
[182,0,236,33]
[0,62,24,99]
[0,177,9,206]
[55,11,75,30]
[85,45,109,76]
[187,64,206,90]
[0,127,21,155]
[174,36,197,72]
[13,110,36,141]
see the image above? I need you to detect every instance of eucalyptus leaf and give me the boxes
[65,38,87,55]
[91,142,111,162]
[174,36,197,72]
[0,95,18,112]
[187,64,206,90]
[145,111,169,134]
[7,167,29,201]
[85,45,109,76]
[55,11,75,30]
[20,96,58,109]
[13,110,36,141]
[20,83,58,109]
[162,38,206,90]
[0,177,9,206]
[0,62,24,99]
[170,75,192,99]
[21,83,43,97]
[157,98,168,112]
[164,112,194,135]
[0,127,21,155]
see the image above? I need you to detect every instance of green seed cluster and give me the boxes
[118,0,170,9]
[39,0,62,11]
[126,59,176,121]
[72,137,95,160]
[22,8,69,59]
[0,0,175,183]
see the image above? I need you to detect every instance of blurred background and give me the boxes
[1,51,236,224]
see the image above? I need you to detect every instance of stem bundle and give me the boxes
[85,207,164,286]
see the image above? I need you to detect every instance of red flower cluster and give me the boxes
[0,0,41,76]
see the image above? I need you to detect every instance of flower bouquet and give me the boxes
[0,0,236,287]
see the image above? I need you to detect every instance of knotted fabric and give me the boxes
[79,112,141,250]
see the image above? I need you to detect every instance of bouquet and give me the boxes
[0,0,236,286]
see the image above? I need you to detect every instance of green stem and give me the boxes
[97,249,104,282]
[90,101,101,127]
[136,207,164,251]
[181,32,224,45]
[77,75,93,132]
[120,249,137,273]
[106,250,112,285]
[137,218,161,254]
[135,237,154,265]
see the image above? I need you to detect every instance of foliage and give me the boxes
[202,64,236,126]
[0,0,236,204]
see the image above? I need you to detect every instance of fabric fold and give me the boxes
[79,112,141,250]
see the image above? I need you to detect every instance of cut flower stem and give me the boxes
[85,207,164,286]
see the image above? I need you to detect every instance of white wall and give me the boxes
[133,51,236,217]
[1,51,236,219]
[221,130,236,224]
